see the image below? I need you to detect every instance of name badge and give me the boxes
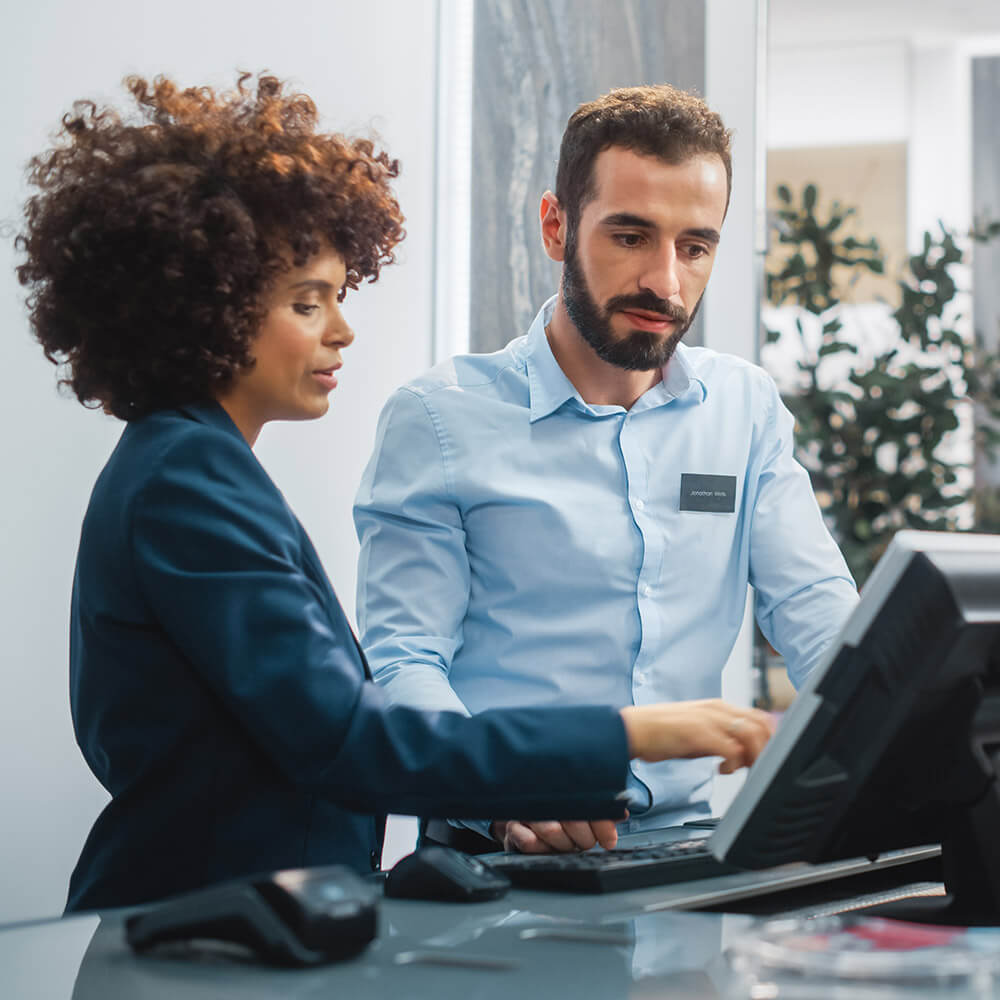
[679,474,737,513]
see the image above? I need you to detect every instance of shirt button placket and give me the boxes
[621,414,653,702]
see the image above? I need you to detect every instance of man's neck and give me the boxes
[545,298,662,410]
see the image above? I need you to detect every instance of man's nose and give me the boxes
[639,245,681,302]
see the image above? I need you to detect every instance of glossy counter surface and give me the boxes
[1,845,962,1000]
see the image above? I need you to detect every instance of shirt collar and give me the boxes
[660,342,708,405]
[522,296,707,422]
[523,297,580,422]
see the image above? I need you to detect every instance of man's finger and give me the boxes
[529,821,578,852]
[504,821,552,854]
[559,821,598,851]
[591,819,619,850]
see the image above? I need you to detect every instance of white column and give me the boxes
[703,0,766,365]
[704,0,765,811]
[908,44,972,248]
[431,0,475,363]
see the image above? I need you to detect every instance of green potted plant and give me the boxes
[755,184,1000,710]
[764,184,1000,588]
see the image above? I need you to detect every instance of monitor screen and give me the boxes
[711,530,1000,922]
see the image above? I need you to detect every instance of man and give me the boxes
[354,84,857,854]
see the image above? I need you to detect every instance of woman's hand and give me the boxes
[620,699,774,774]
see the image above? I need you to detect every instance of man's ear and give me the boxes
[539,191,567,263]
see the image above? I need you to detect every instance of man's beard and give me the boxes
[561,238,699,371]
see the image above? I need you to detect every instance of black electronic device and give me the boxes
[683,816,722,829]
[711,530,1000,924]
[483,838,743,893]
[125,865,377,966]
[384,846,511,902]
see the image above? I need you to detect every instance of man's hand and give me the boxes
[492,819,619,854]
[620,699,774,773]
[492,700,773,855]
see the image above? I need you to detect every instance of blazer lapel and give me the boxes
[176,401,374,681]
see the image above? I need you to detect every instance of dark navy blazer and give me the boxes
[66,402,628,911]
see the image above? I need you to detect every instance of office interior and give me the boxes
[2,0,1000,996]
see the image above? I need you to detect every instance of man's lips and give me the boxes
[619,308,676,332]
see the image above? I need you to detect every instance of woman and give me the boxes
[16,74,773,912]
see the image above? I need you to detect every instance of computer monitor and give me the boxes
[711,530,1000,922]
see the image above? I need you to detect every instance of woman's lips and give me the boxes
[312,368,339,391]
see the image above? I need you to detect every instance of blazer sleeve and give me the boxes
[129,426,629,820]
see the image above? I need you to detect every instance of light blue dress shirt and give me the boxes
[355,296,858,832]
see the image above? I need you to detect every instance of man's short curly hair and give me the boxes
[16,73,405,420]
[555,84,732,236]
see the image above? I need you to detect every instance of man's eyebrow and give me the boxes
[685,227,722,245]
[601,212,655,229]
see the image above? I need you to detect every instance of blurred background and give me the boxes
[1,0,997,923]
[758,0,1000,709]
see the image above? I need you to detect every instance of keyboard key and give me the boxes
[482,839,745,893]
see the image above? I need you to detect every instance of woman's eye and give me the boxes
[292,303,319,316]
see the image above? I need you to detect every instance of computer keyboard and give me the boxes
[481,838,745,894]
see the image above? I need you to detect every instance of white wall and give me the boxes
[768,41,909,150]
[769,36,976,245]
[768,27,1000,245]
[0,0,437,923]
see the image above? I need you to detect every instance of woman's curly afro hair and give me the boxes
[16,73,405,420]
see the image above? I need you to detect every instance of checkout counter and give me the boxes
[1,840,963,1000]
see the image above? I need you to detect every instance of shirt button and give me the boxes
[370,849,381,871]
[635,671,646,684]
[633,498,645,511]
[641,584,652,597]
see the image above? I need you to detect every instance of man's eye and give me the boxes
[293,303,319,315]
[686,244,710,259]
[616,233,644,248]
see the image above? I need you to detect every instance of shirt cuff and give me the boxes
[449,818,496,841]
[624,769,653,813]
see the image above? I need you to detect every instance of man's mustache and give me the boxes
[604,292,688,326]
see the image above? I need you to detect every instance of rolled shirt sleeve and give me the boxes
[748,379,859,689]
[355,387,474,713]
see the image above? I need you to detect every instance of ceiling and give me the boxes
[768,0,1000,49]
